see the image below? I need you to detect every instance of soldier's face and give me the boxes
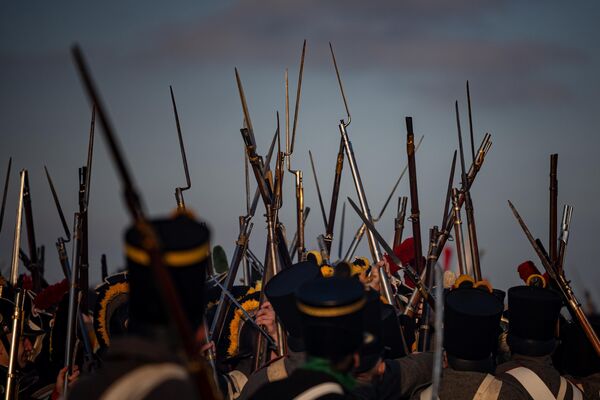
[0,335,31,368]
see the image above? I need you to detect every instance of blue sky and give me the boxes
[1,0,599,304]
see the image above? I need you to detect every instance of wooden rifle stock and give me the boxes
[393,197,408,248]
[72,46,222,399]
[324,137,345,252]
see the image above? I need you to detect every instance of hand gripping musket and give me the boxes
[170,86,192,211]
[508,200,600,357]
[74,105,95,311]
[342,135,423,262]
[456,101,481,280]
[71,46,222,399]
[549,154,558,265]
[557,205,573,274]
[0,157,12,235]
[347,198,434,310]
[4,170,25,400]
[393,197,408,249]
[285,41,307,262]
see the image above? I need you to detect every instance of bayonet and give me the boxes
[338,201,345,260]
[72,46,222,399]
[466,81,475,164]
[170,86,192,210]
[45,166,72,279]
[557,205,573,274]
[309,150,328,229]
[549,154,558,264]
[0,157,11,234]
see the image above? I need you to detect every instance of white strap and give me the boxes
[419,385,434,400]
[557,377,567,400]
[100,363,189,400]
[293,382,344,400]
[567,380,583,400]
[474,374,502,400]
[506,367,556,400]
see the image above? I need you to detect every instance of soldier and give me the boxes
[496,285,584,400]
[352,289,433,400]
[413,285,527,399]
[251,276,366,399]
[238,260,321,399]
[69,212,211,399]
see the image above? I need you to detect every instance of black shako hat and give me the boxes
[507,285,562,356]
[125,213,210,333]
[264,261,321,352]
[444,287,503,371]
[296,276,366,361]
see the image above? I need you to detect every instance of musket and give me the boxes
[72,46,222,399]
[406,117,425,278]
[317,234,330,266]
[209,129,278,346]
[456,101,481,280]
[323,137,345,253]
[22,170,42,292]
[101,254,108,281]
[4,170,25,400]
[557,205,573,274]
[170,86,192,210]
[75,105,95,312]
[338,201,345,260]
[44,166,72,279]
[288,207,310,260]
[549,154,558,265]
[347,197,434,310]
[285,41,307,262]
[0,157,11,234]
[393,197,408,248]
[308,150,328,229]
[451,188,467,276]
[466,81,476,164]
[417,226,439,352]
[342,135,423,262]
[403,150,456,317]
[5,290,25,400]
[430,264,445,400]
[508,200,600,356]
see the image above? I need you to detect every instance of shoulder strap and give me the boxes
[419,385,436,400]
[474,374,502,400]
[506,367,556,400]
[566,379,583,400]
[267,357,288,382]
[293,382,344,400]
[100,362,189,400]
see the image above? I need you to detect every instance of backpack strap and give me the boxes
[293,382,344,400]
[100,363,189,400]
[506,367,556,400]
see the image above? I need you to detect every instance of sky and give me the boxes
[1,0,599,304]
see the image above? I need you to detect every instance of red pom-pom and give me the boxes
[397,238,415,266]
[518,261,541,283]
[33,279,69,310]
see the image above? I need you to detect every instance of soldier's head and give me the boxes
[296,277,366,371]
[507,285,562,357]
[444,286,504,373]
[124,213,210,338]
[264,261,321,352]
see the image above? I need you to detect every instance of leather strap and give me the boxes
[506,367,556,400]
[100,363,189,400]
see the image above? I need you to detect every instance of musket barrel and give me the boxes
[549,154,558,264]
[4,290,25,400]
[406,117,424,275]
[10,171,26,286]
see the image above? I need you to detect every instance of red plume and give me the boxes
[517,261,540,283]
[33,279,69,310]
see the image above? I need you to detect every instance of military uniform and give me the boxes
[496,286,584,400]
[69,213,211,400]
[353,353,433,400]
[251,277,367,399]
[413,285,528,400]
